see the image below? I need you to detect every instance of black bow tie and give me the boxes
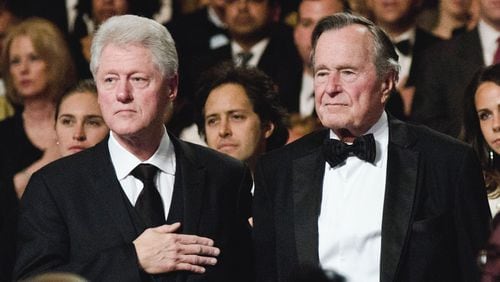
[322,134,376,167]
[394,39,412,56]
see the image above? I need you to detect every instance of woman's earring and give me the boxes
[489,149,498,168]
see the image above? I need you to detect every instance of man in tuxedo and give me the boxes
[14,15,254,281]
[293,0,348,119]
[412,0,500,137]
[189,0,302,114]
[368,0,441,119]
[253,13,491,282]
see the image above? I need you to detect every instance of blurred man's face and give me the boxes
[204,83,273,164]
[210,0,227,8]
[440,0,472,19]
[294,0,345,69]
[224,0,276,40]
[312,25,393,137]
[92,0,129,25]
[369,0,419,27]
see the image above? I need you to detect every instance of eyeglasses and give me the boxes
[477,244,500,278]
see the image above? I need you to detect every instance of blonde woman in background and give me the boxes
[0,17,76,199]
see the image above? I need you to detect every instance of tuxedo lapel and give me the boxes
[380,118,419,282]
[90,141,139,242]
[292,131,328,266]
[171,136,205,235]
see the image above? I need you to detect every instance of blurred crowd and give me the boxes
[0,0,500,281]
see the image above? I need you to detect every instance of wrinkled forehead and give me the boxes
[313,25,375,65]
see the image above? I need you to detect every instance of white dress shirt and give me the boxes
[299,72,315,117]
[231,38,270,67]
[393,28,415,88]
[318,112,389,282]
[65,0,78,32]
[478,19,500,66]
[108,127,176,219]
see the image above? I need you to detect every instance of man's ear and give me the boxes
[167,74,179,100]
[380,71,397,104]
[264,121,275,139]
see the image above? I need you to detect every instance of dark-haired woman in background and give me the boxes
[55,79,109,157]
[462,64,500,216]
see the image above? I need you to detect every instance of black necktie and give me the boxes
[395,39,412,56]
[131,164,166,227]
[322,134,376,167]
[237,52,253,66]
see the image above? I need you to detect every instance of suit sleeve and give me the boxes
[13,172,143,281]
[455,148,491,282]
[252,160,278,282]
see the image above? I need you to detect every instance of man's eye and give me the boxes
[59,117,74,126]
[131,77,149,88]
[206,118,218,126]
[231,114,245,121]
[299,19,313,28]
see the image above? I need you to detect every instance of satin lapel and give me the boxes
[380,118,419,282]
[91,141,139,242]
[171,136,204,235]
[293,135,327,266]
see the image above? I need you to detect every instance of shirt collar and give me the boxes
[231,38,270,66]
[479,19,500,57]
[108,126,176,180]
[392,27,416,46]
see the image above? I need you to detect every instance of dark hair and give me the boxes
[310,12,399,80]
[462,64,500,170]
[55,79,98,121]
[195,62,289,151]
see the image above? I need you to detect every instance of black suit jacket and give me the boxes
[253,115,490,282]
[14,134,254,282]
[406,27,442,87]
[166,6,228,60]
[411,28,484,137]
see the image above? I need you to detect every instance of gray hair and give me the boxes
[90,14,178,78]
[310,12,400,81]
